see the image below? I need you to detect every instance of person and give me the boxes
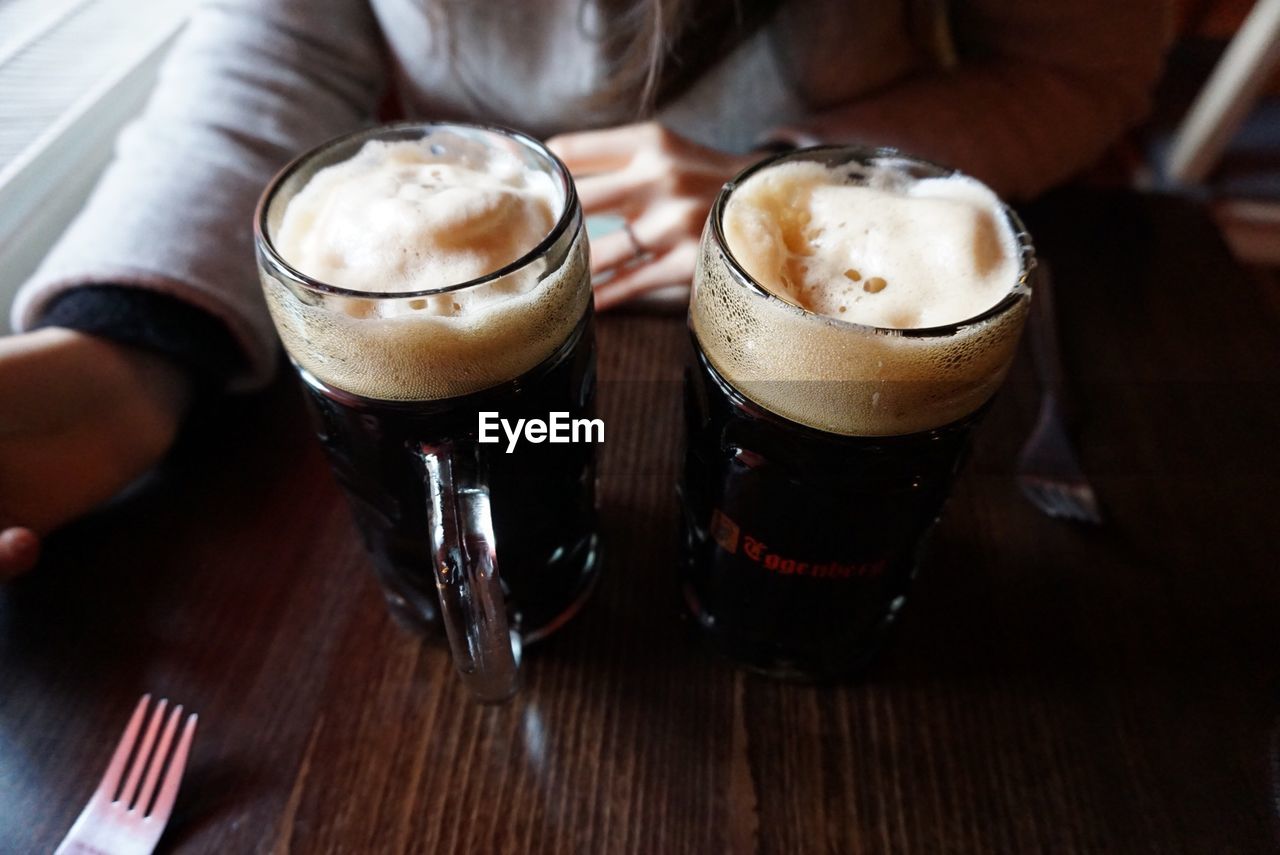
[0,0,1170,576]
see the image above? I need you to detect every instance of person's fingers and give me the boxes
[0,527,40,579]
[575,170,649,214]
[590,200,706,276]
[595,241,698,311]
[547,123,655,174]
[590,230,643,275]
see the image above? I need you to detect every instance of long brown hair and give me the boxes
[582,0,785,117]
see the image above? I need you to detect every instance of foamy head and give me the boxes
[276,139,559,300]
[693,150,1032,436]
[724,161,1018,328]
[258,125,589,401]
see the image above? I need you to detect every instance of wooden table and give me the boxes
[1,191,1277,853]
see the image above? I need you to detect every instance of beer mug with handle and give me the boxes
[256,123,600,702]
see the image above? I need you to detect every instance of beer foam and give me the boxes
[694,157,1030,436]
[276,139,559,302]
[263,135,589,401]
[723,161,1018,329]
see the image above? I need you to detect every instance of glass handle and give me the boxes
[419,440,521,702]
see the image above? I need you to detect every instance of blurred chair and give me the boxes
[1164,0,1280,264]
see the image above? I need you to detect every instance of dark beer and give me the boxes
[256,123,600,698]
[681,147,1033,679]
[303,312,598,639]
[680,344,982,678]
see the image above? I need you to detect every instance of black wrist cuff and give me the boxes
[33,286,247,388]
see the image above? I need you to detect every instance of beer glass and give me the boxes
[255,123,599,701]
[680,146,1034,680]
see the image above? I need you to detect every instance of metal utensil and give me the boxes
[1016,263,1104,524]
[55,695,198,855]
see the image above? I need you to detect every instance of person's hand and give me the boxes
[0,328,191,578]
[548,122,758,310]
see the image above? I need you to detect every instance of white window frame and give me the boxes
[0,4,192,330]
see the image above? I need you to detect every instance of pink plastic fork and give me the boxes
[54,695,198,855]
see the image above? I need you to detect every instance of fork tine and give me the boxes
[119,697,167,808]
[1022,476,1102,524]
[1033,484,1060,516]
[1046,488,1075,519]
[1049,483,1090,524]
[1020,481,1057,518]
[94,695,150,803]
[1055,497,1085,521]
[135,704,183,817]
[150,713,198,824]
[1070,485,1104,524]
[1057,488,1091,521]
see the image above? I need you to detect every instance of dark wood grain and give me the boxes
[1,191,1277,854]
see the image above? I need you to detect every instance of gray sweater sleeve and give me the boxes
[11,0,386,389]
